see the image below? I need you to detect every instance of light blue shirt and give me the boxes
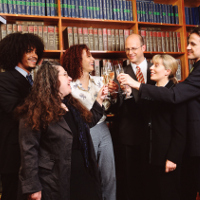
[15,66,28,78]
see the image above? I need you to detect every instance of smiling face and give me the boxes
[187,33,200,62]
[150,58,170,85]
[18,47,38,73]
[57,65,72,98]
[82,49,95,73]
[125,34,146,65]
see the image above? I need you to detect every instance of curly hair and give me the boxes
[62,44,90,81]
[16,61,92,131]
[0,32,44,70]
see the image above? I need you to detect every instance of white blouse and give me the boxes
[71,75,106,124]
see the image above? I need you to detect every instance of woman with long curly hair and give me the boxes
[62,44,117,200]
[16,61,108,200]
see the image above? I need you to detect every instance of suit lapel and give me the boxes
[57,116,72,134]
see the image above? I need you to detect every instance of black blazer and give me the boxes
[140,60,200,156]
[0,69,31,173]
[18,101,103,200]
[144,81,187,166]
[113,62,155,146]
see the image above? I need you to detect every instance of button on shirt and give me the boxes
[71,75,106,124]
[131,59,148,83]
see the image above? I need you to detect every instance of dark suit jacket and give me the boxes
[113,62,155,146]
[140,60,200,156]
[144,80,187,166]
[18,101,103,200]
[0,69,31,173]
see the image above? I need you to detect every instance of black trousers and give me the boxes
[181,156,200,200]
[1,173,19,200]
[124,145,145,200]
[143,164,181,200]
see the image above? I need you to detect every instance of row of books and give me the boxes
[93,58,182,81]
[0,21,59,50]
[0,0,58,16]
[63,27,133,51]
[136,1,179,24]
[61,0,133,21]
[185,6,200,25]
[139,27,181,53]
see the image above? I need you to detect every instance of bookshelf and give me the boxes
[0,0,198,81]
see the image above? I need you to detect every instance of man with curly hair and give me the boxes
[0,32,44,200]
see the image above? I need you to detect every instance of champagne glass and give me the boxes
[115,64,132,99]
[101,65,110,100]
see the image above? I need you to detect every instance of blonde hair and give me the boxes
[152,54,178,84]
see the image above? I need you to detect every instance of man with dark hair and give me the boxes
[118,27,200,200]
[0,32,44,200]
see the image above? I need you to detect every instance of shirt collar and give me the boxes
[15,66,28,78]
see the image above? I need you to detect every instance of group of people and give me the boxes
[0,26,200,200]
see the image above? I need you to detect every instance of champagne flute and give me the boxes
[115,63,132,99]
[101,65,110,100]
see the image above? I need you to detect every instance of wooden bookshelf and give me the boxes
[0,0,197,81]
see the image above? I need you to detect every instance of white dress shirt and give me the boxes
[131,58,148,83]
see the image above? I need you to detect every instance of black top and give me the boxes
[63,111,100,200]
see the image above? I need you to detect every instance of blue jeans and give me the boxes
[90,121,116,200]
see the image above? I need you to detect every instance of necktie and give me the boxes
[136,66,145,83]
[26,74,33,86]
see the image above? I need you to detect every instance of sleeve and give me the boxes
[0,74,23,113]
[166,102,187,164]
[89,100,105,128]
[18,119,43,194]
[140,69,200,104]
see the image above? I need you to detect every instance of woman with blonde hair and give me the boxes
[118,54,187,200]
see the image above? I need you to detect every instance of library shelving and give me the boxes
[0,0,198,81]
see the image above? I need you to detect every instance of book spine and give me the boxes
[157,31,162,52]
[98,28,103,50]
[165,31,170,52]
[172,31,177,52]
[33,25,38,35]
[153,3,156,23]
[7,23,13,35]
[174,5,179,24]
[93,28,99,50]
[152,31,157,52]
[149,29,153,52]
[78,27,83,44]
[146,30,149,51]
[55,26,59,50]
[111,29,115,51]
[140,29,146,48]
[102,0,107,19]
[115,29,119,51]
[129,1,133,21]
[1,24,7,39]
[0,0,3,13]
[126,1,130,21]
[94,59,100,76]
[103,28,108,50]
[123,29,129,48]
[167,4,171,24]
[96,0,99,19]
[112,0,117,20]
[83,27,89,46]
[22,24,28,33]
[71,0,75,17]
[50,0,55,16]
[116,0,120,20]
[38,0,42,15]
[82,0,87,18]
[93,0,97,19]
[13,24,17,32]
[106,0,110,20]
[161,31,165,52]
[169,31,173,52]
[89,0,93,19]
[67,0,71,17]
[43,25,48,50]
[34,0,38,15]
[176,32,181,52]
[88,27,94,50]
[60,0,63,16]
[78,0,83,18]
[75,0,79,17]
[47,26,55,50]
[98,0,103,19]
[41,0,45,15]
[170,5,174,24]
[107,28,112,51]
[28,25,34,34]
[38,25,43,39]
[136,1,140,22]
[7,0,13,13]
[3,0,8,13]
[144,2,149,22]
[119,29,124,51]
[122,0,126,21]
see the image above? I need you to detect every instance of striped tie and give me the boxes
[136,66,145,83]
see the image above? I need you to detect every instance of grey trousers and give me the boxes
[90,121,116,200]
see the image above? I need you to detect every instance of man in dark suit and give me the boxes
[0,32,44,200]
[111,33,154,200]
[118,27,200,200]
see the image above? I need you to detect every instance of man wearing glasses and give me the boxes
[114,33,154,200]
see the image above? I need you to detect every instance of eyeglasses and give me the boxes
[125,45,143,53]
